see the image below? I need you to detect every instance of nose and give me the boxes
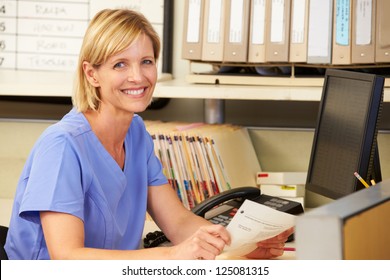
[127,64,142,83]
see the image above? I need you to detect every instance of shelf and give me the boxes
[154,74,390,102]
[154,77,324,101]
[1,69,390,102]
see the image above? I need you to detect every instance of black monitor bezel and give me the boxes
[306,69,384,200]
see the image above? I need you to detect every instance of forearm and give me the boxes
[51,245,177,260]
[162,211,213,245]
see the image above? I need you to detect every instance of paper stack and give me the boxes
[257,172,307,208]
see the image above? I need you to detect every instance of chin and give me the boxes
[132,104,150,113]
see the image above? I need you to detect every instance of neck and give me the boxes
[83,109,132,169]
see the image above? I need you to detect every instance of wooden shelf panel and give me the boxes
[154,75,390,102]
[1,70,389,102]
[154,78,323,101]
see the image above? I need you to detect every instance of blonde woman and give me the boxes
[5,9,293,260]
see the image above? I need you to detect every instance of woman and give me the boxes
[4,9,293,260]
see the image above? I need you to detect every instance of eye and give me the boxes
[142,59,155,65]
[114,62,126,69]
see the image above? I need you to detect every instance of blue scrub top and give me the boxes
[5,109,168,259]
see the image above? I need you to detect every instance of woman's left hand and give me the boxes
[244,227,295,259]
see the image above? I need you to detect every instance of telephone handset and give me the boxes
[191,186,260,217]
[143,186,304,248]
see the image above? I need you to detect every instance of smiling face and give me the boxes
[73,9,161,113]
[83,34,157,116]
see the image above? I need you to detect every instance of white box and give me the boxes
[260,184,305,197]
[257,172,307,185]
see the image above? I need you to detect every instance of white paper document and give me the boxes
[223,199,296,257]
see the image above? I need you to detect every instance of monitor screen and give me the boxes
[306,69,384,200]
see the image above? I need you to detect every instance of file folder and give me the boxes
[182,0,205,60]
[351,0,376,64]
[201,0,226,62]
[289,0,309,62]
[332,0,352,65]
[307,0,333,64]
[146,121,261,205]
[265,0,291,62]
[247,0,267,63]
[223,0,251,62]
[375,0,390,63]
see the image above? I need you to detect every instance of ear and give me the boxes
[82,61,100,87]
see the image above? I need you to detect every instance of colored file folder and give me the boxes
[146,121,261,209]
[332,0,352,65]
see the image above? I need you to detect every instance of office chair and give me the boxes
[0,225,9,260]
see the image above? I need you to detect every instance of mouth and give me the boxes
[121,87,146,96]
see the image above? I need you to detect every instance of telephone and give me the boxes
[143,186,304,248]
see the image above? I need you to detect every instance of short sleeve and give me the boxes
[19,131,85,223]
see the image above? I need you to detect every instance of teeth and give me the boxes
[123,88,144,95]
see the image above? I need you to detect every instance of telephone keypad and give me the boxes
[207,207,238,226]
[206,195,303,227]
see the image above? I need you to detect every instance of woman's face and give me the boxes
[85,34,157,116]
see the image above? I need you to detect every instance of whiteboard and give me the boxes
[0,0,169,74]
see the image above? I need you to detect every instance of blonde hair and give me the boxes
[72,9,161,112]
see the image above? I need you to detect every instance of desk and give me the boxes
[143,220,296,260]
[1,199,296,259]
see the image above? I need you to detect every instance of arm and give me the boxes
[40,183,230,260]
[147,184,231,259]
[147,184,294,260]
[40,211,184,260]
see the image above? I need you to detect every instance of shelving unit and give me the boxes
[1,69,389,101]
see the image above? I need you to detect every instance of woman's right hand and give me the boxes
[168,224,231,260]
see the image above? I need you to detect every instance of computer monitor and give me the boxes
[306,69,384,200]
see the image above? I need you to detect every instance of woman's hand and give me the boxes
[244,227,295,259]
[168,224,231,260]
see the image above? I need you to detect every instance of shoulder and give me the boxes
[129,114,150,136]
[34,109,91,151]
[43,109,90,137]
[131,114,146,129]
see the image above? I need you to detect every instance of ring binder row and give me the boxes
[182,0,390,66]
[145,120,261,210]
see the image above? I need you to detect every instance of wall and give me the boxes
[0,120,53,198]
[2,119,390,210]
[1,0,390,208]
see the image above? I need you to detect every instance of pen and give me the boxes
[354,172,370,188]
[283,247,296,252]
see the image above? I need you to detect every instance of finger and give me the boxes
[197,228,228,253]
[202,225,231,245]
[278,227,294,240]
[257,242,285,250]
[269,248,284,257]
[190,236,220,260]
[245,246,284,259]
[259,227,295,244]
